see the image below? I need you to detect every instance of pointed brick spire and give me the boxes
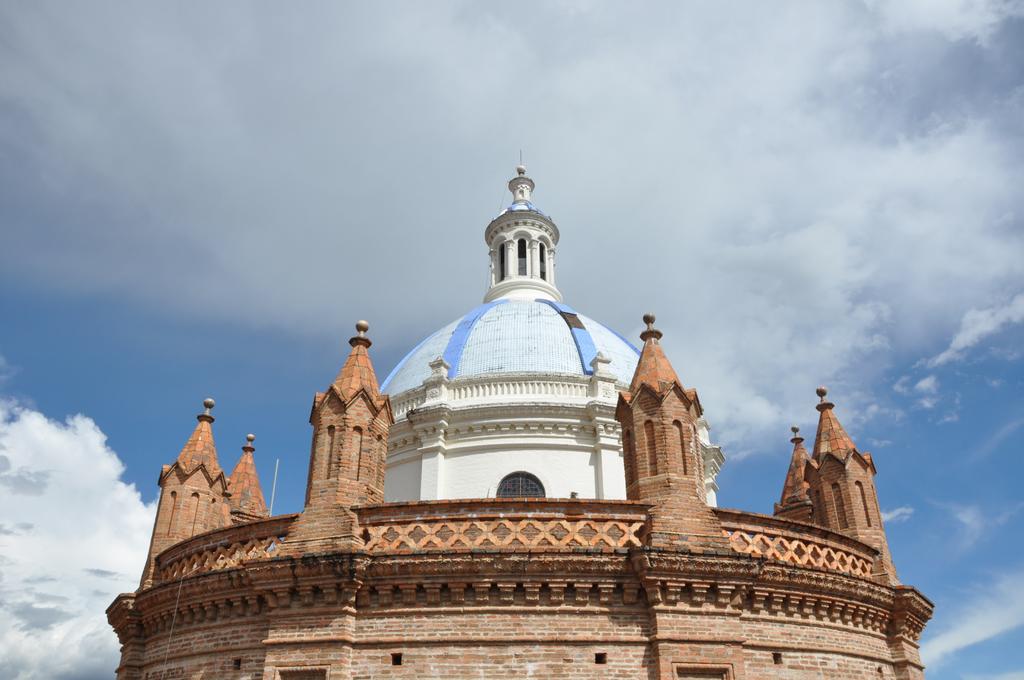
[286,320,394,555]
[780,427,811,504]
[332,320,380,401]
[228,434,268,521]
[629,314,681,393]
[776,426,813,520]
[174,398,222,477]
[616,313,724,551]
[812,387,857,458]
[803,386,896,582]
[139,398,229,587]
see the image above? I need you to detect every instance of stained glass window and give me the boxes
[496,471,545,498]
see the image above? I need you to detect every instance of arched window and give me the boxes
[375,435,384,486]
[496,472,545,498]
[517,239,527,275]
[166,491,178,535]
[499,245,506,282]
[673,420,688,476]
[539,243,547,280]
[188,492,201,537]
[353,427,364,480]
[856,481,872,527]
[326,425,336,478]
[622,429,634,487]
[831,483,849,529]
[644,420,657,475]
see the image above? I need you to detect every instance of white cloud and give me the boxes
[881,506,914,523]
[867,0,1024,43]
[973,415,1024,460]
[893,376,912,395]
[966,672,1024,680]
[943,501,1023,551]
[950,504,988,550]
[921,565,1024,668]
[0,400,155,680]
[894,375,941,409]
[930,293,1024,366]
[0,3,1021,456]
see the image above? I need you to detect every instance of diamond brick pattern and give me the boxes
[157,535,284,582]
[724,528,873,578]
[154,516,295,584]
[364,517,645,552]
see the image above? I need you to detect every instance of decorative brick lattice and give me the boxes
[157,534,285,583]
[724,529,873,578]
[364,518,645,552]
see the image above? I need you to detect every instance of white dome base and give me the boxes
[383,371,723,504]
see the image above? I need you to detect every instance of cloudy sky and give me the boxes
[1,2,1023,678]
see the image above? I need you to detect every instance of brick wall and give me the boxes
[112,546,929,680]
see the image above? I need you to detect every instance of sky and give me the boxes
[0,1,1023,678]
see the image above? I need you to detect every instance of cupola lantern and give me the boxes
[483,165,562,303]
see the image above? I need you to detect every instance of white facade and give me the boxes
[381,166,725,503]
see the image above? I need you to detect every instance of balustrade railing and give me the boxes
[391,375,595,418]
[358,499,648,553]
[150,505,880,586]
[154,514,297,584]
[716,509,877,578]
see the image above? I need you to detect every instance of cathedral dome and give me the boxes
[381,166,722,505]
[381,299,640,396]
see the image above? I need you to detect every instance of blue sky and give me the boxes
[1,2,1023,678]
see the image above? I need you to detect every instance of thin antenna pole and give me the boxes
[269,458,280,516]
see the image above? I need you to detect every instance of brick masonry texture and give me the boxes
[108,324,932,679]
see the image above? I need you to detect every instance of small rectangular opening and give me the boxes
[391,652,403,666]
[676,670,727,679]
[773,652,783,665]
[232,658,242,670]
[560,311,586,330]
[595,652,607,665]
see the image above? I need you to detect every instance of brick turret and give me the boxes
[139,398,231,587]
[774,425,814,522]
[284,321,393,554]
[804,386,897,583]
[615,314,725,550]
[227,434,268,523]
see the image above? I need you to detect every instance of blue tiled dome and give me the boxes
[381,299,640,396]
[497,200,548,218]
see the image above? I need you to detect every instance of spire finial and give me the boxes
[815,385,835,412]
[508,165,534,203]
[349,320,372,349]
[639,313,663,342]
[790,425,803,444]
[180,397,220,471]
[198,397,216,422]
[228,432,268,520]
